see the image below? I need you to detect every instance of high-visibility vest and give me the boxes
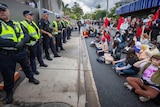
[0,20,24,50]
[52,21,58,35]
[20,20,40,46]
[60,20,67,28]
[65,20,70,27]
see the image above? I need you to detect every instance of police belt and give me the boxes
[0,49,24,55]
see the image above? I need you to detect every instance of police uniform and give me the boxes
[52,16,64,52]
[20,10,42,75]
[0,4,39,104]
[39,11,60,60]
[61,18,67,43]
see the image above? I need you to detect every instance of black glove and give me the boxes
[15,41,24,50]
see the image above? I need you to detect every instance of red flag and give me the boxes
[117,16,124,30]
[153,8,160,20]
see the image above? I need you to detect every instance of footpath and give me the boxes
[1,31,100,107]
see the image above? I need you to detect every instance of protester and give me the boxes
[125,54,160,102]
[112,48,139,75]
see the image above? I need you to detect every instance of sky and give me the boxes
[62,0,120,14]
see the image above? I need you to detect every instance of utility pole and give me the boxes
[106,0,109,12]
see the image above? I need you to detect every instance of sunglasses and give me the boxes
[0,8,6,11]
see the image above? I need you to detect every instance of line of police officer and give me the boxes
[0,3,40,104]
[0,3,72,104]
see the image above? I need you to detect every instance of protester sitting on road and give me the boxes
[113,31,125,49]
[104,30,111,46]
[124,54,160,102]
[122,39,135,54]
[144,40,160,57]
[140,33,149,45]
[112,48,139,75]
[82,28,88,38]
[96,37,109,56]
[104,40,121,64]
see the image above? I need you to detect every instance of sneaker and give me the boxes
[124,82,133,91]
[118,72,125,75]
[139,96,150,102]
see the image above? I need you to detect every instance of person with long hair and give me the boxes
[112,48,139,75]
[124,54,160,102]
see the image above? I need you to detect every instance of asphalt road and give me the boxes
[85,30,159,107]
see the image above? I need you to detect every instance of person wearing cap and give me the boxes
[20,10,48,75]
[64,17,72,40]
[0,3,39,104]
[38,11,60,60]
[61,16,68,43]
[52,15,65,52]
[125,54,160,102]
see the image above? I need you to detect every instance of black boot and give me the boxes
[29,77,40,84]
[4,91,13,104]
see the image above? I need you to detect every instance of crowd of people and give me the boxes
[0,3,72,104]
[81,10,160,104]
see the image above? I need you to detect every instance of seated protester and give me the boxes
[139,45,148,60]
[126,28,134,42]
[122,39,135,54]
[82,28,88,38]
[124,54,160,102]
[88,26,96,37]
[104,30,111,46]
[96,37,108,56]
[90,32,102,47]
[112,48,139,75]
[145,40,160,57]
[113,31,125,49]
[140,33,150,45]
[104,40,121,64]
[132,41,142,59]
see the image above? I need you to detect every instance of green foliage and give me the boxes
[62,1,83,20]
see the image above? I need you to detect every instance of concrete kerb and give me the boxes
[80,36,101,107]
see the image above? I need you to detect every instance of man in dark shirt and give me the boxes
[52,15,65,52]
[39,11,60,60]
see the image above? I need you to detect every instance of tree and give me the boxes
[61,1,83,20]
[96,4,101,9]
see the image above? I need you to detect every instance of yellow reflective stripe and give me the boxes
[0,34,14,39]
[2,47,17,50]
[0,21,8,30]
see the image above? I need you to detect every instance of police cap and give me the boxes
[0,3,8,10]
[23,10,33,16]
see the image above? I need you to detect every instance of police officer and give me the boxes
[0,3,39,104]
[21,10,47,75]
[52,15,65,52]
[61,16,68,43]
[39,11,60,60]
[65,17,72,40]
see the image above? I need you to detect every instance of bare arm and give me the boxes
[133,58,149,68]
